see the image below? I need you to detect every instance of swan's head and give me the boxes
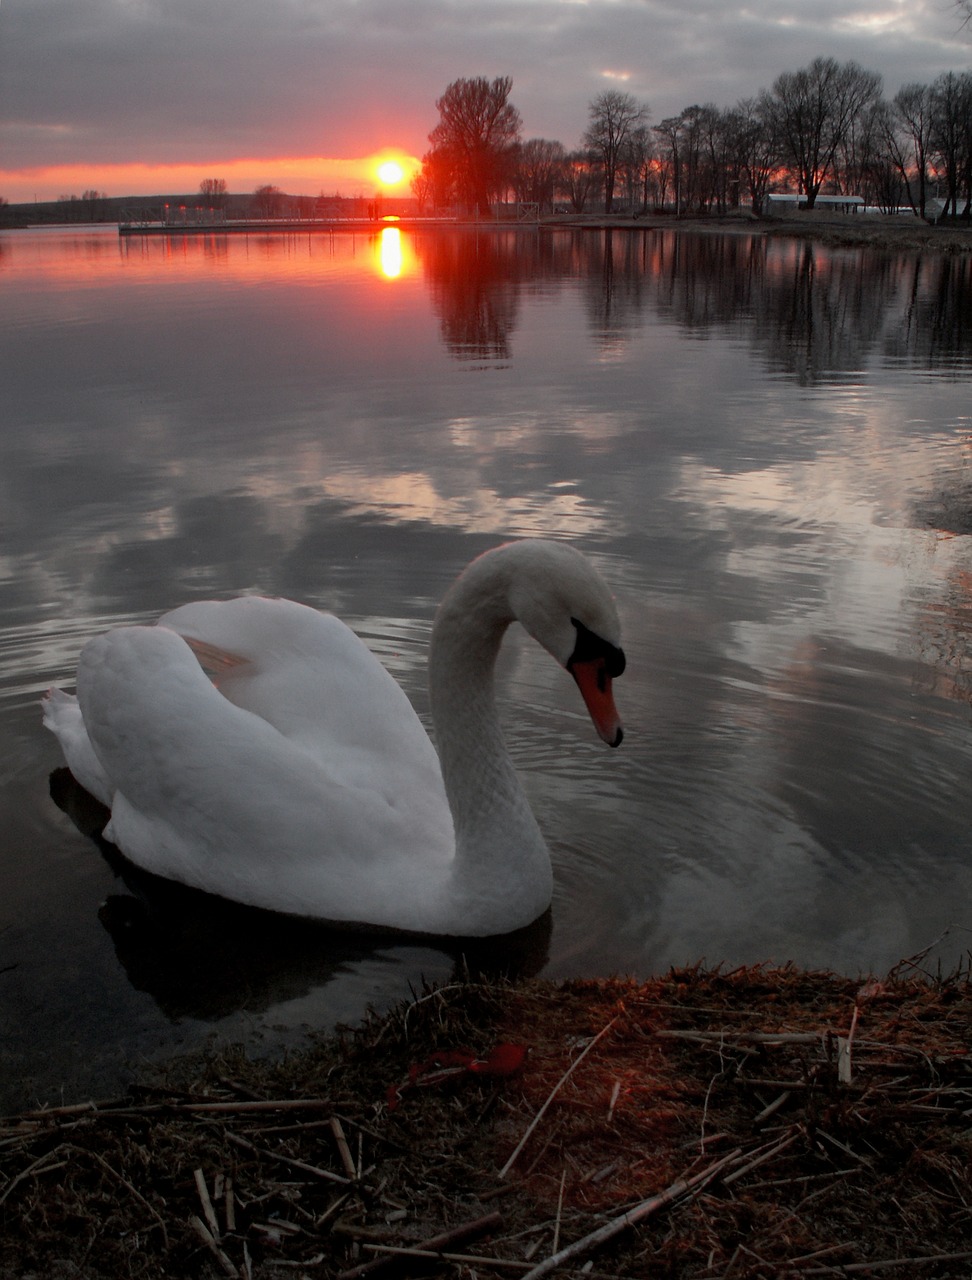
[504,541,625,748]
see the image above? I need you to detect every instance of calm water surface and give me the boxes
[2,224,971,1110]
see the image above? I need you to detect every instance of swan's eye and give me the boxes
[569,618,626,678]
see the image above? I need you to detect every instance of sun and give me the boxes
[377,160,405,186]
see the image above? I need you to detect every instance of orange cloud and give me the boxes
[1,152,421,204]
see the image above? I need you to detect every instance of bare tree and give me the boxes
[617,125,654,211]
[653,116,684,213]
[252,184,282,218]
[79,190,108,221]
[687,104,737,213]
[729,97,777,216]
[765,57,882,207]
[199,178,228,209]
[866,102,910,213]
[428,76,522,216]
[511,138,566,212]
[412,149,454,213]
[886,83,935,217]
[410,162,433,215]
[584,90,650,212]
[833,96,885,203]
[930,70,972,218]
[559,151,598,212]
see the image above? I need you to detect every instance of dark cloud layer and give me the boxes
[0,0,969,173]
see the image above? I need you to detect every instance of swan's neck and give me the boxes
[428,554,552,930]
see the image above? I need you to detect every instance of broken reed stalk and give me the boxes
[329,1115,358,1181]
[520,1146,744,1280]
[194,1167,221,1240]
[499,1015,619,1179]
[655,1030,822,1045]
[8,1096,333,1122]
[190,1214,238,1278]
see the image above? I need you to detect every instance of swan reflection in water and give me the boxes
[50,767,553,1023]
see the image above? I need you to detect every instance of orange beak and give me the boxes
[570,658,624,748]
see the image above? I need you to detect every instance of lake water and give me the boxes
[2,223,971,1111]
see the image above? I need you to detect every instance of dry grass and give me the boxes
[3,959,972,1279]
[760,212,972,254]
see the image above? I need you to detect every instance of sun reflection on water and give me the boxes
[378,226,403,279]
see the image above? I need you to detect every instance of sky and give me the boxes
[1,0,970,204]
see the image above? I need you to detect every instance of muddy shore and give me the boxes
[3,962,971,1279]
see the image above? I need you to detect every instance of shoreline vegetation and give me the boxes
[3,956,971,1278]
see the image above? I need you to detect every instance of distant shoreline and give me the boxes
[5,209,969,253]
[113,211,972,253]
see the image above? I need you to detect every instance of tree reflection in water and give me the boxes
[416,227,972,381]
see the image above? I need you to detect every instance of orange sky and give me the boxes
[1,152,422,205]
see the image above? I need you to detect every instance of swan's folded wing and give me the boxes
[76,624,456,920]
[159,596,447,799]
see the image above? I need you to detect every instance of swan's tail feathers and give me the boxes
[41,686,115,807]
[41,684,73,730]
[181,636,251,680]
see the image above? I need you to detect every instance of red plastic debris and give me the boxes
[386,1042,527,1110]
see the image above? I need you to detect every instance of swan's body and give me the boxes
[43,540,625,936]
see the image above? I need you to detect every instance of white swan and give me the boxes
[42,540,625,937]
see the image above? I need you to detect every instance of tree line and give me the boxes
[413,62,972,220]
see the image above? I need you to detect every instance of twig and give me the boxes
[782,1240,857,1267]
[800,1250,972,1275]
[6,1096,333,1124]
[335,1211,504,1280]
[520,1147,743,1280]
[752,1091,793,1125]
[814,1128,870,1166]
[399,983,467,1035]
[656,1030,821,1045]
[78,1146,170,1247]
[360,1245,532,1272]
[499,1015,619,1179]
[0,1148,67,1207]
[224,1130,351,1184]
[552,1166,567,1255]
[722,1131,799,1185]
[177,1098,332,1114]
[5,1100,101,1121]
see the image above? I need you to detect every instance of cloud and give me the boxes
[0,0,968,198]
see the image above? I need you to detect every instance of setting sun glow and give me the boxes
[377,160,405,186]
